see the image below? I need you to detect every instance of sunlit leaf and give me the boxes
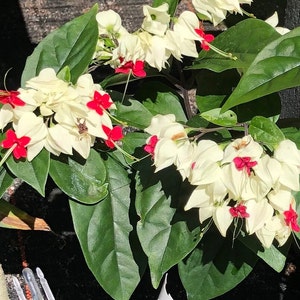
[21,4,98,85]
[222,27,300,112]
[70,156,146,300]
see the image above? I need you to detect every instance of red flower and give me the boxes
[144,135,158,156]
[102,125,124,149]
[115,59,146,77]
[87,91,113,115]
[284,205,300,232]
[229,204,250,218]
[233,156,257,176]
[0,90,25,108]
[1,129,31,159]
[194,28,215,51]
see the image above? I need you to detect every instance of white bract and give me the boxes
[144,114,300,248]
[192,0,253,25]
[141,3,170,36]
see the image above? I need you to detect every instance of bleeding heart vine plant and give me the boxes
[1,0,300,299]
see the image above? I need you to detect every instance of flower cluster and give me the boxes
[0,68,123,161]
[144,114,300,248]
[192,0,253,26]
[93,3,216,72]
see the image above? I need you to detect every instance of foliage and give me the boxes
[1,1,300,300]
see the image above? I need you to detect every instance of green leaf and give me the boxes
[6,149,50,196]
[49,149,108,204]
[143,92,187,122]
[135,162,200,288]
[69,156,146,300]
[249,116,285,149]
[196,95,226,113]
[0,168,14,198]
[57,65,71,82]
[115,100,153,129]
[237,233,289,272]
[222,27,300,112]
[281,127,300,148]
[234,93,281,123]
[21,4,98,85]
[200,108,237,126]
[152,0,179,16]
[178,233,257,300]
[190,19,280,73]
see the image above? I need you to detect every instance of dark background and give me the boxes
[0,1,300,299]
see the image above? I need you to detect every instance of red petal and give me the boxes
[110,126,123,141]
[13,145,27,159]
[18,136,31,147]
[102,125,111,136]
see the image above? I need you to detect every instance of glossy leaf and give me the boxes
[0,199,50,231]
[135,162,201,289]
[196,95,226,113]
[222,27,300,112]
[69,156,146,300]
[6,149,50,196]
[49,149,108,204]
[143,92,187,122]
[115,100,153,129]
[249,116,285,149]
[178,234,257,300]
[191,19,280,73]
[21,4,98,85]
[200,108,237,126]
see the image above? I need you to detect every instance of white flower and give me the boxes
[138,31,170,71]
[273,139,300,191]
[265,12,290,35]
[96,10,128,37]
[45,124,74,156]
[144,114,177,136]
[188,140,223,186]
[113,34,145,64]
[0,104,13,130]
[173,11,202,42]
[245,198,274,235]
[255,214,291,248]
[141,3,170,36]
[192,0,253,26]
[222,135,263,164]
[13,112,47,161]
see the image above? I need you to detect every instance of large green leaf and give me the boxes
[143,92,187,122]
[135,161,201,288]
[21,4,98,85]
[249,116,285,149]
[190,19,280,73]
[69,156,146,300]
[49,149,108,204]
[115,100,153,129]
[200,108,237,126]
[6,149,50,196]
[178,233,257,300]
[222,27,300,112]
